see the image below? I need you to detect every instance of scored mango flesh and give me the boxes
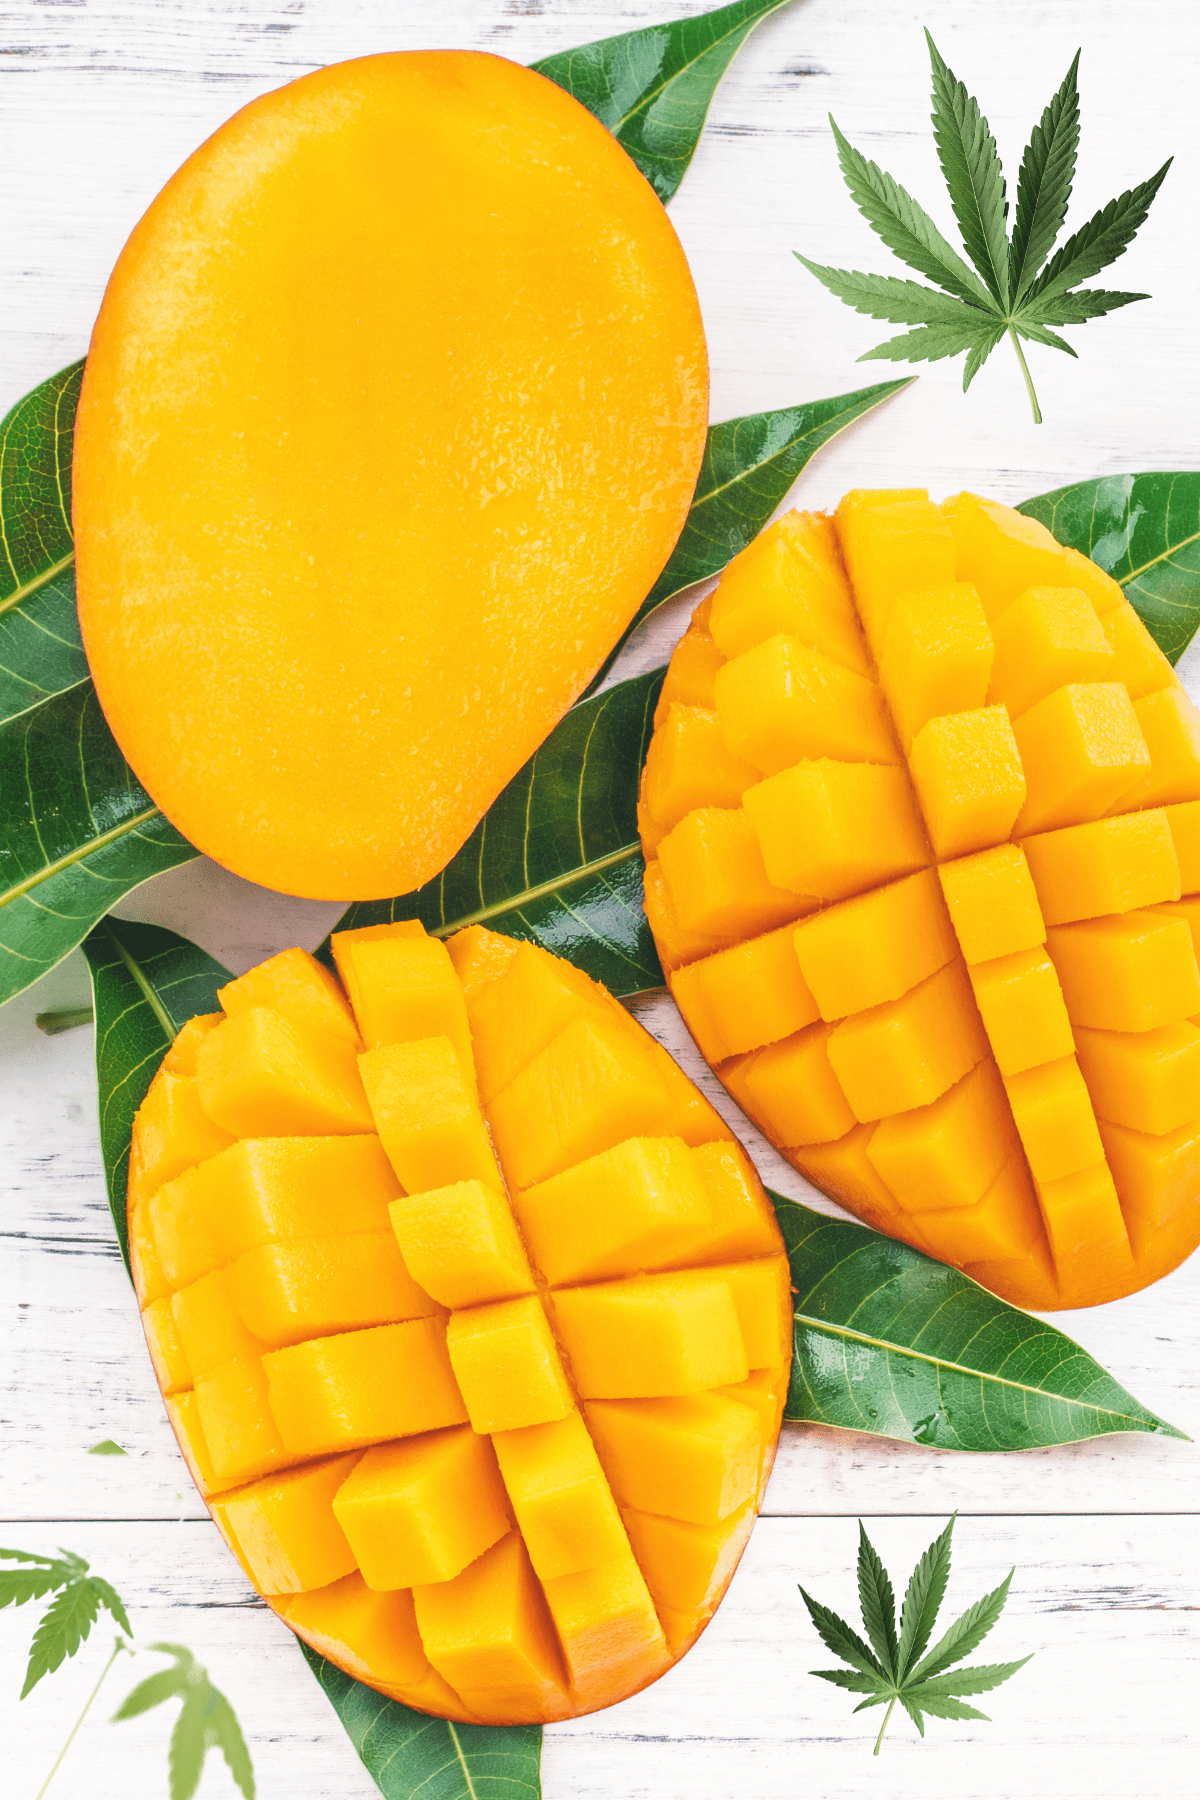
[639,490,1200,1310]
[129,929,790,1724]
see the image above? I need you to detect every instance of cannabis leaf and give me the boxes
[797,32,1171,422]
[799,1517,1031,1754]
[113,1643,255,1800]
[0,1546,132,1697]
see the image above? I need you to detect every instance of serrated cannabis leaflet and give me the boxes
[797,31,1171,422]
[799,1516,1031,1754]
[3,1545,253,1800]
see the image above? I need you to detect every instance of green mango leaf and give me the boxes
[0,682,197,1008]
[589,379,913,689]
[775,1195,1185,1448]
[534,0,794,203]
[81,916,231,1267]
[325,668,664,997]
[1019,473,1200,663]
[300,1645,541,1800]
[0,360,89,726]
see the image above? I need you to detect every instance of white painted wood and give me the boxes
[2,2,1199,1795]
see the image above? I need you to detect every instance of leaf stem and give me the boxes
[873,1695,897,1756]
[1007,328,1042,424]
[35,1637,127,1800]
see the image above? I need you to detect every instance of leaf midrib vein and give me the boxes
[1121,523,1200,584]
[429,840,640,936]
[794,1311,1153,1424]
[0,549,75,619]
[610,0,786,134]
[0,802,163,912]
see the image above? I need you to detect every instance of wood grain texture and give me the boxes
[2,2,1199,1796]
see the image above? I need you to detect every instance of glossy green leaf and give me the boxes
[0,683,196,1008]
[597,380,913,680]
[1019,473,1200,663]
[0,360,88,726]
[775,1195,1184,1448]
[300,1643,541,1800]
[326,669,664,997]
[81,917,230,1268]
[534,0,793,203]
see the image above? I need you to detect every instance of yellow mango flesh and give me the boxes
[640,495,1200,1308]
[74,51,707,902]
[130,929,789,1723]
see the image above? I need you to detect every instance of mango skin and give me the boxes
[75,51,708,900]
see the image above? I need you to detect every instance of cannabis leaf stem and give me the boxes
[797,32,1170,421]
[799,1517,1031,1752]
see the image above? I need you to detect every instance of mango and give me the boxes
[74,52,707,902]
[640,494,1200,1308]
[131,931,789,1722]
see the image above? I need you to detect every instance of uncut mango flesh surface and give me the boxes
[128,932,790,1725]
[74,50,708,901]
[639,493,1200,1310]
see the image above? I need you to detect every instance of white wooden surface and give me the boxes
[3,1,1199,1795]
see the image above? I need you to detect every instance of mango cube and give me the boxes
[446,1296,573,1433]
[792,867,957,1020]
[655,620,724,721]
[720,1257,792,1368]
[657,806,812,942]
[280,1575,458,1708]
[730,1022,857,1148]
[445,922,519,997]
[1102,601,1176,698]
[264,1317,467,1456]
[835,498,956,649]
[129,1195,169,1306]
[149,1164,222,1290]
[669,923,820,1063]
[141,1296,191,1395]
[551,1270,748,1398]
[743,760,929,901]
[197,1007,372,1139]
[690,1141,782,1261]
[332,1425,510,1590]
[1099,1116,1200,1226]
[911,1156,1044,1266]
[198,1135,398,1262]
[907,706,1027,859]
[229,1232,440,1346]
[1046,910,1200,1032]
[540,1551,668,1708]
[878,581,994,749]
[866,1061,1017,1211]
[640,703,758,834]
[513,1136,713,1287]
[492,1412,628,1580]
[165,1390,240,1500]
[466,941,603,1103]
[584,1392,761,1525]
[413,1534,569,1725]
[388,1179,534,1308]
[1022,811,1181,924]
[1075,1021,1200,1135]
[1033,1161,1130,1267]
[162,1013,223,1077]
[791,1125,928,1244]
[485,1011,671,1190]
[219,948,360,1047]
[359,1034,501,1192]
[1012,682,1150,834]
[988,585,1114,718]
[1129,687,1200,806]
[827,960,987,1121]
[708,510,870,673]
[714,634,900,772]
[937,844,1046,963]
[194,1355,294,1485]
[172,1268,266,1377]
[331,925,474,1075]
[211,1452,362,1595]
[967,948,1075,1075]
[1164,801,1200,895]
[624,1503,754,1620]
[133,1071,233,1203]
[1003,1057,1105,1182]
[950,497,1071,618]
[1059,546,1126,615]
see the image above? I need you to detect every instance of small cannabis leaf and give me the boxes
[0,1546,132,1697]
[799,1517,1031,1754]
[797,32,1171,422]
[113,1642,255,1800]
